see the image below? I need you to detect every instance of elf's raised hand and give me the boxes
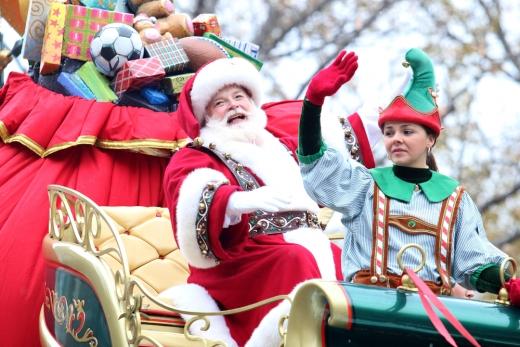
[305,50,358,106]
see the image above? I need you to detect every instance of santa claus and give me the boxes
[160,57,368,346]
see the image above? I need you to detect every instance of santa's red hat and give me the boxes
[176,58,263,139]
[192,58,263,123]
[378,48,441,137]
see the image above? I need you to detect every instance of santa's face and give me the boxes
[205,85,254,126]
[202,85,267,144]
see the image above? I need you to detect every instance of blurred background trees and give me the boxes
[177,0,520,257]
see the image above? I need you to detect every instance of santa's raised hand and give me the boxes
[305,50,359,106]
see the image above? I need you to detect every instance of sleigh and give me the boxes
[40,184,520,347]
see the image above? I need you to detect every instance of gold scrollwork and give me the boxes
[48,185,140,345]
[129,279,292,347]
[44,287,99,347]
[48,185,293,347]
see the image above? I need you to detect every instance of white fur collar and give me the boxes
[199,125,318,213]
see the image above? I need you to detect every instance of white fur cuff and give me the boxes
[176,168,228,269]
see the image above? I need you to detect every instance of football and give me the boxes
[90,23,144,77]
[178,36,230,71]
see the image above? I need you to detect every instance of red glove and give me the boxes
[305,50,358,106]
[505,278,520,306]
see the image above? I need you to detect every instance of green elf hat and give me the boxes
[378,48,441,137]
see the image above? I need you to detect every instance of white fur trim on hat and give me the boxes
[190,58,263,123]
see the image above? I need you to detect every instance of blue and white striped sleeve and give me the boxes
[452,192,507,288]
[300,146,374,221]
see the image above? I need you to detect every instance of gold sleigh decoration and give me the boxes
[47,184,291,347]
[44,287,99,347]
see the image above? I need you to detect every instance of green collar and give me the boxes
[370,167,459,203]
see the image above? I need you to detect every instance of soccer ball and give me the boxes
[90,23,144,77]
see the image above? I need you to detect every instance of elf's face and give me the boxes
[382,122,435,168]
[205,85,255,126]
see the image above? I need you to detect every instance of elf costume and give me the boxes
[299,48,518,297]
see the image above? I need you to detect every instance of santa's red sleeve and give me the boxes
[163,148,249,268]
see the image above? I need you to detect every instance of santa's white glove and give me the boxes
[226,186,292,216]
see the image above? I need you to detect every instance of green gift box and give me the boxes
[161,73,194,95]
[203,33,263,71]
[77,61,118,102]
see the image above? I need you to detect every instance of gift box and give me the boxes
[192,13,221,37]
[22,0,64,62]
[140,86,170,105]
[117,90,172,113]
[80,0,117,10]
[144,38,189,74]
[61,57,86,73]
[221,37,260,59]
[62,5,134,61]
[161,72,194,95]
[39,2,67,75]
[38,72,68,95]
[112,57,165,95]
[203,33,263,70]
[58,71,96,99]
[76,61,118,102]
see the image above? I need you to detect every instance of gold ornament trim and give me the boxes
[48,185,292,347]
[495,257,518,306]
[1,121,189,158]
[44,287,99,347]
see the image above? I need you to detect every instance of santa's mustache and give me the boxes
[224,107,252,123]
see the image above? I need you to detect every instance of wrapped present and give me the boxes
[80,0,117,10]
[221,37,260,59]
[117,90,172,113]
[58,71,96,99]
[144,38,189,74]
[22,0,64,62]
[192,13,221,37]
[40,2,67,75]
[62,5,134,61]
[114,0,130,13]
[76,61,118,102]
[203,33,263,71]
[112,57,165,95]
[140,86,170,105]
[61,57,86,73]
[38,72,69,95]
[161,72,194,95]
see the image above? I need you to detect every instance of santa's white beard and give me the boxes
[202,105,268,145]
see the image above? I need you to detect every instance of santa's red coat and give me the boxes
[163,135,342,346]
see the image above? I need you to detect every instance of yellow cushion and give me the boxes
[97,206,190,301]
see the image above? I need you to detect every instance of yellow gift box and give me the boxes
[40,2,66,75]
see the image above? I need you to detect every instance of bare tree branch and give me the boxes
[477,0,520,81]
[479,182,520,213]
[192,0,218,16]
[495,229,520,248]
[253,0,333,54]
[293,0,398,99]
